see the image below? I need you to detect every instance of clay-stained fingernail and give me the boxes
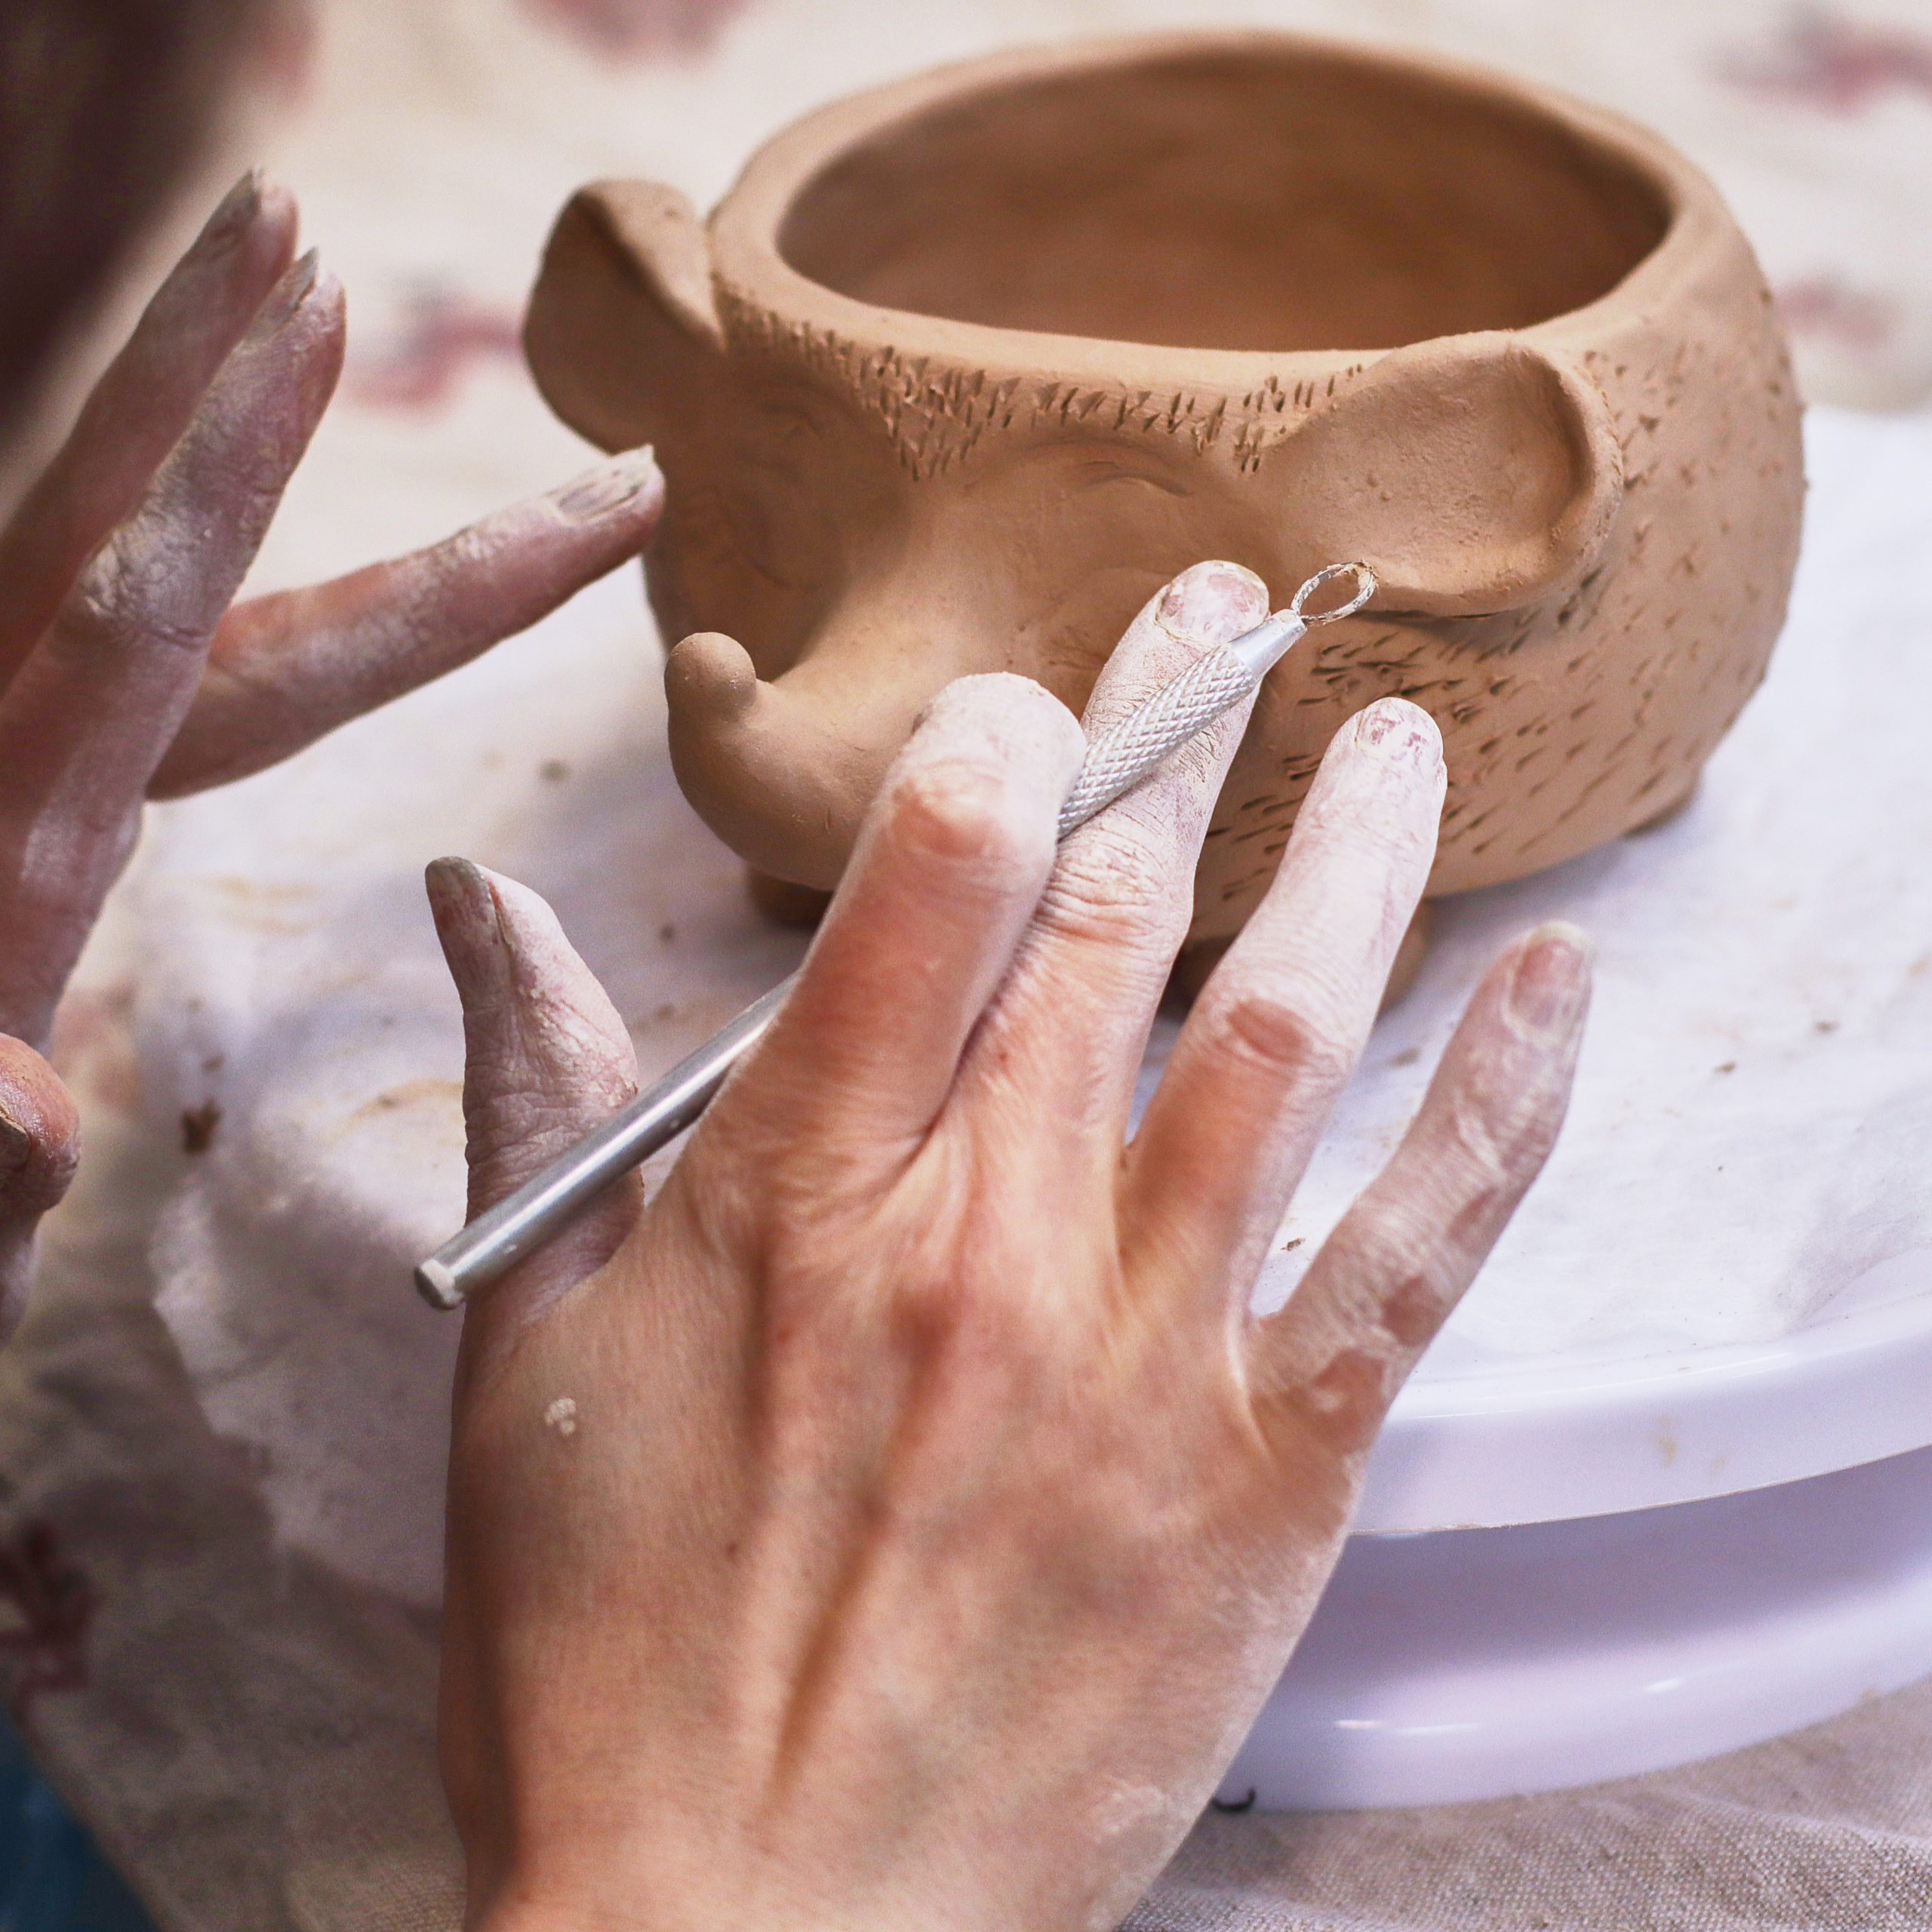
[427,860,521,1024]
[1157,559,1269,646]
[1503,921,1594,1044]
[0,1097,28,1176]
[251,248,320,334]
[552,446,662,524]
[426,856,497,936]
[1353,696,1443,773]
[203,168,266,249]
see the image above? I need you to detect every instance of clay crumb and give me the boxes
[1281,1237,1303,1253]
[181,1102,222,1155]
[1389,1045,1422,1067]
[543,1397,578,1438]
[1715,1061,1738,1075]
[1815,1020,1839,1034]
[540,758,571,783]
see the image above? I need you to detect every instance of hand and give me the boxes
[0,169,663,1324]
[431,561,1591,1932]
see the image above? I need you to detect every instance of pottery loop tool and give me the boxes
[416,561,1376,1310]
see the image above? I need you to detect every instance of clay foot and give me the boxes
[1164,901,1436,1015]
[746,866,833,930]
[1628,777,1701,835]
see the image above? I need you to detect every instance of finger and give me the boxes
[957,560,1269,1139]
[0,171,299,691]
[0,1038,82,1338]
[426,859,640,1346]
[1250,923,1592,1475]
[149,447,665,797]
[1127,698,1444,1301]
[0,252,342,1044]
[736,672,1084,1152]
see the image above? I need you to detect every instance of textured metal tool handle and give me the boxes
[415,589,1347,1311]
[1057,646,1259,838]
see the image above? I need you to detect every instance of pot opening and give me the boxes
[777,48,1672,353]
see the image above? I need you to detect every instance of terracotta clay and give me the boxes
[525,32,1803,945]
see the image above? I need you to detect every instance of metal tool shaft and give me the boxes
[416,562,1373,1309]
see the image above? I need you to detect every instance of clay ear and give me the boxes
[1278,333,1623,618]
[524,180,725,454]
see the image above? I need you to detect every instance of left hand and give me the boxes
[0,168,663,1324]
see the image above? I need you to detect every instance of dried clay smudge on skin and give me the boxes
[544,1396,578,1437]
[1155,561,1269,647]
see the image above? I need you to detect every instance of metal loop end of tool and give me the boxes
[1226,560,1377,681]
[1286,561,1376,626]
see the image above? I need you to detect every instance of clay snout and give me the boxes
[666,630,939,890]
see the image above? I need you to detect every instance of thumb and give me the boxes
[426,859,640,1340]
[0,1039,82,1337]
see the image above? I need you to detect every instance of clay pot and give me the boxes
[526,32,1802,943]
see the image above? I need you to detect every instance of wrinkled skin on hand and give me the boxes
[433,560,1592,1932]
[0,169,663,1330]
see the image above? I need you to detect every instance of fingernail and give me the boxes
[1353,697,1442,773]
[1504,921,1594,1044]
[1157,560,1269,647]
[0,1098,28,1175]
[203,167,265,248]
[253,248,320,333]
[553,446,661,524]
[426,856,495,927]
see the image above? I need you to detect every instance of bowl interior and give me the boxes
[777,48,1672,354]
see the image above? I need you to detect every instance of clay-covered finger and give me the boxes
[150,448,666,797]
[0,1037,82,1337]
[736,672,1084,1150]
[0,171,299,692]
[427,859,641,1352]
[1249,924,1591,1481]
[0,252,341,1044]
[956,561,1268,1140]
[1126,699,1444,1302]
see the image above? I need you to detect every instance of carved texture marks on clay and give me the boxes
[716,291,1359,485]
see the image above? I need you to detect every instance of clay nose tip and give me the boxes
[666,631,758,725]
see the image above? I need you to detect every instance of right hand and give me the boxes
[431,560,1592,1932]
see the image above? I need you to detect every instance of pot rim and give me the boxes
[707,29,1722,390]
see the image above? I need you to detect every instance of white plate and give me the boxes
[1360,1251,1932,1528]
[1221,1443,1932,1810]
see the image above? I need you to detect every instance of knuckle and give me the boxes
[1216,984,1349,1090]
[1038,826,1183,947]
[65,537,210,659]
[1377,1263,1451,1350]
[885,760,1044,878]
[1449,1084,1556,1197]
